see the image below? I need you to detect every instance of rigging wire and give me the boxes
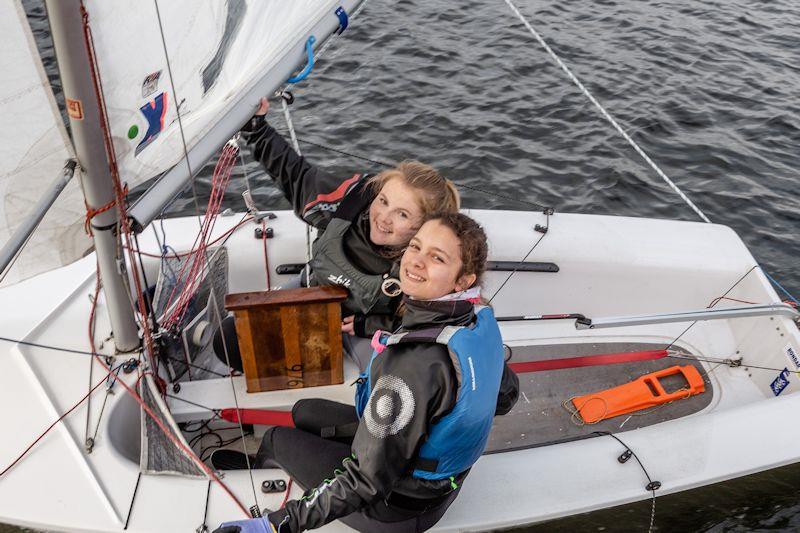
[130,214,253,259]
[275,0,378,286]
[280,98,313,285]
[199,480,212,533]
[81,7,250,518]
[152,0,203,229]
[664,266,759,352]
[123,472,142,530]
[208,290,261,512]
[501,0,710,224]
[500,0,799,306]
[84,266,102,451]
[488,211,550,304]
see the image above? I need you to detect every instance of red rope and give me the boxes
[160,143,239,330]
[280,478,293,509]
[0,363,116,479]
[79,4,248,518]
[707,296,757,307]
[126,215,253,258]
[84,184,128,235]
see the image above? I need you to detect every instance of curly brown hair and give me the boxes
[426,212,489,288]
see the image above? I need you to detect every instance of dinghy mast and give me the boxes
[45,0,139,352]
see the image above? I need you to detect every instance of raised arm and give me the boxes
[240,98,359,230]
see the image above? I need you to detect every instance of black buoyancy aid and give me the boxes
[310,178,400,315]
[355,307,505,480]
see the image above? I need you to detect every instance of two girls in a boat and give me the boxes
[216,212,518,533]
[214,97,460,371]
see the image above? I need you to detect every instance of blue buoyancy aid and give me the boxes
[355,306,504,480]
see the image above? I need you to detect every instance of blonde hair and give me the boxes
[367,160,460,217]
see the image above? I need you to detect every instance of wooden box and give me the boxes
[225,286,348,392]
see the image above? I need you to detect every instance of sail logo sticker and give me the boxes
[327,274,352,288]
[770,368,791,396]
[141,70,162,98]
[66,98,83,120]
[785,344,800,370]
[135,92,168,155]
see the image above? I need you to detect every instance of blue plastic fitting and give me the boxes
[287,35,317,84]
[335,6,349,34]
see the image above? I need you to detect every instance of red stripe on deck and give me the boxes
[220,408,295,427]
[508,349,668,373]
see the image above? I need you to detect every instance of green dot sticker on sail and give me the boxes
[127,125,139,139]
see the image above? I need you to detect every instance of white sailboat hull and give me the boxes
[1,209,798,532]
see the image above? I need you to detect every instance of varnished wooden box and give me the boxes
[225,286,348,392]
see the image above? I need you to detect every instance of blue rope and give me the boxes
[763,269,799,304]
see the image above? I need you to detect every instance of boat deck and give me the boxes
[485,342,713,453]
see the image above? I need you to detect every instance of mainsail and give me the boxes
[84,0,356,228]
[1,0,358,285]
[0,1,82,286]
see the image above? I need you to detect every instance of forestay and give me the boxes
[0,1,81,286]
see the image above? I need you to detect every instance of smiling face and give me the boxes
[368,178,426,246]
[400,220,477,300]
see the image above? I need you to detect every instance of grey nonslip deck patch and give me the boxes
[484,342,714,453]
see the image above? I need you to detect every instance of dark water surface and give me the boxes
[8,0,800,531]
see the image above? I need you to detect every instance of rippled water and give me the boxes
[7,0,800,531]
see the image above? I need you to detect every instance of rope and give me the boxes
[160,141,239,330]
[208,289,261,512]
[281,98,313,284]
[280,478,293,509]
[130,215,253,259]
[280,0,374,94]
[501,0,710,224]
[152,0,204,228]
[488,211,550,304]
[593,432,658,533]
[84,184,128,235]
[0,360,126,478]
[664,265,758,352]
[81,7,250,518]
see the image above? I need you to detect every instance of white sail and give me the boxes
[0,0,353,285]
[84,0,346,191]
[0,1,84,286]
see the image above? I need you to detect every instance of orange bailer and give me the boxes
[571,365,705,424]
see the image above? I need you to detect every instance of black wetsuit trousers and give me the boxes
[254,399,458,532]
